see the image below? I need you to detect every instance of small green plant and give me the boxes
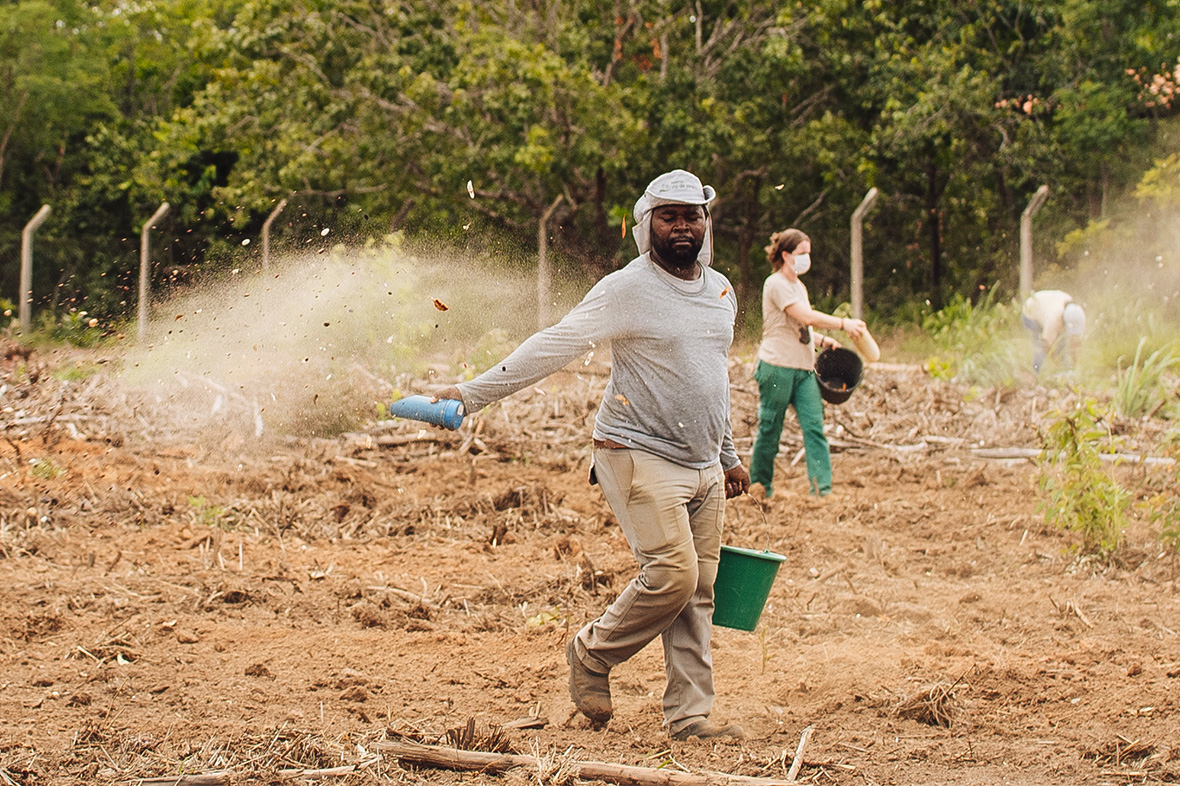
[28,458,65,480]
[1037,398,1130,561]
[1112,337,1178,420]
[188,496,227,529]
[925,355,953,381]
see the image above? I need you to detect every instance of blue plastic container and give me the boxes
[389,395,466,430]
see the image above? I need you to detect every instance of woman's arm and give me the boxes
[784,301,866,337]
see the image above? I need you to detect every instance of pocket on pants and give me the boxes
[593,448,635,504]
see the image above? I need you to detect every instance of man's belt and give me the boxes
[593,438,629,449]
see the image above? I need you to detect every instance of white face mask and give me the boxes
[791,253,811,275]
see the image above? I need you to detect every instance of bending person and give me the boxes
[1022,289,1085,373]
[433,170,749,741]
[749,229,864,499]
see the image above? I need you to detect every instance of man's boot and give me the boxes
[566,639,612,724]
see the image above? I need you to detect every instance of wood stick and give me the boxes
[972,447,1175,465]
[786,725,815,782]
[137,772,233,785]
[365,584,440,608]
[375,433,451,447]
[137,763,364,785]
[377,740,796,786]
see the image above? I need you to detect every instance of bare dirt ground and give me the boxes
[2,342,1178,786]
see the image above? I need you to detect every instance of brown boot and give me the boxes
[670,720,745,741]
[566,639,612,724]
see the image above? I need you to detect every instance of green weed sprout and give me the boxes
[1037,398,1129,561]
[1113,337,1178,420]
[28,458,65,480]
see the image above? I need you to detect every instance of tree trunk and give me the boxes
[733,173,764,326]
[926,158,943,310]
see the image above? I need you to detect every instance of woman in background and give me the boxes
[749,229,865,499]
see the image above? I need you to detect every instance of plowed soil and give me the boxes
[2,343,1178,786]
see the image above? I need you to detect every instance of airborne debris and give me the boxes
[433,299,449,312]
[467,180,475,198]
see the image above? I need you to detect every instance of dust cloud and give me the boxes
[1037,203,1180,368]
[119,242,545,444]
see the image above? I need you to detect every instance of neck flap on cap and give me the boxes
[631,169,716,266]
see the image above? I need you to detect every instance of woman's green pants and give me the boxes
[750,360,831,497]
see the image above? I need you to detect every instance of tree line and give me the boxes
[3,0,1179,333]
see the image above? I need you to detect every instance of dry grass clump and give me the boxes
[1081,734,1158,767]
[529,739,580,786]
[444,717,515,753]
[893,680,962,727]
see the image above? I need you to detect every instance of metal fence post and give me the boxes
[261,196,288,271]
[1020,185,1050,298]
[18,204,52,335]
[850,188,878,320]
[138,202,171,342]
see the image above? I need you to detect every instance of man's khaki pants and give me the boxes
[570,448,726,734]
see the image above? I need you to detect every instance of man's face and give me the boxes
[650,204,706,269]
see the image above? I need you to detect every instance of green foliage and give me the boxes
[46,311,107,349]
[918,287,1024,386]
[1113,337,1179,420]
[3,0,1180,331]
[1055,219,1111,260]
[1037,399,1130,561]
[1136,152,1180,205]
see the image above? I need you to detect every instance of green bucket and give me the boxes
[712,545,787,631]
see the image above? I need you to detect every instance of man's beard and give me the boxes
[651,233,703,270]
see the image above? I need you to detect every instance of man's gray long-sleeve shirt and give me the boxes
[457,254,740,471]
